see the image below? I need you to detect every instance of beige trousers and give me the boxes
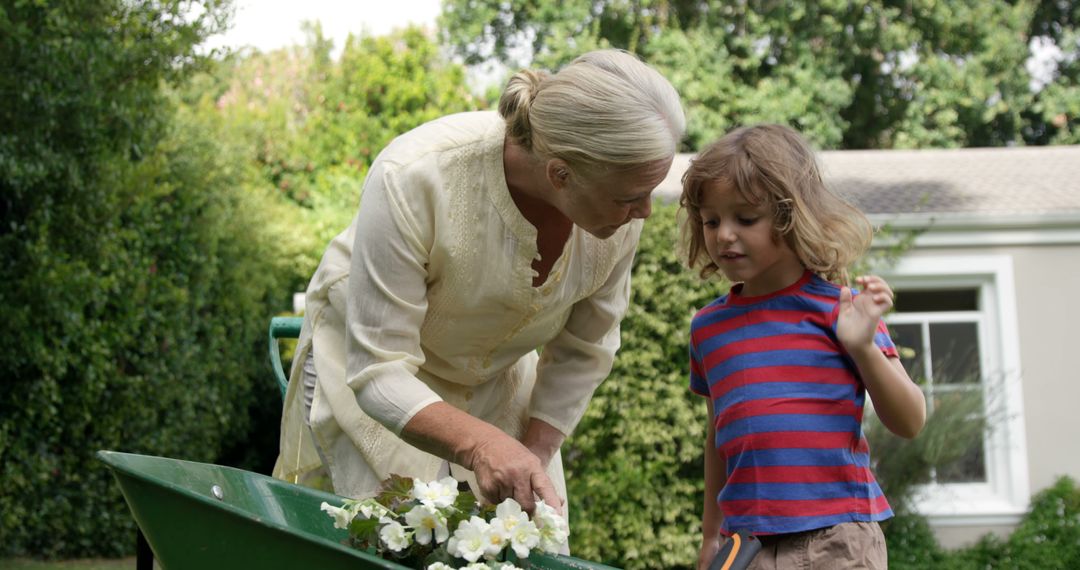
[744,521,887,570]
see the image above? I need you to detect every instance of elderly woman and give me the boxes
[274,49,685,516]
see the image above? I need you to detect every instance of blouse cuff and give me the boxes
[396,396,445,435]
[357,371,444,435]
[529,410,573,438]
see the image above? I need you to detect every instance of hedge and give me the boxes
[0,1,297,557]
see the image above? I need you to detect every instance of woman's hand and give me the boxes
[469,431,563,515]
[401,402,564,515]
[837,275,894,353]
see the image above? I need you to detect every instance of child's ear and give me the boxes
[774,198,794,231]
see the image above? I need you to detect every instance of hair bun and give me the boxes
[498,69,548,149]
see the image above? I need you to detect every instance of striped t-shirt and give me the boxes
[689,271,898,535]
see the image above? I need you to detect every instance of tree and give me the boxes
[440,0,1079,149]
[1023,1,1080,144]
[189,25,481,250]
[298,25,480,235]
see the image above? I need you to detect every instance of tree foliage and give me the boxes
[440,0,1080,149]
[188,24,481,250]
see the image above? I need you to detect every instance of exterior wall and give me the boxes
[898,243,1080,548]
[933,524,1014,548]
[1004,245,1080,491]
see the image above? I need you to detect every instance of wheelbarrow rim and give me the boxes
[97,449,404,569]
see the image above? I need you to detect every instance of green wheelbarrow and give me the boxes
[98,449,617,569]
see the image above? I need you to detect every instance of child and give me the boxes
[679,124,926,570]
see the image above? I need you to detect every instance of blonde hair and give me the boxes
[680,124,872,284]
[498,50,685,178]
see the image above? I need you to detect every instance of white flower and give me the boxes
[461,564,490,570]
[379,519,412,552]
[358,498,391,520]
[491,499,539,558]
[447,516,492,562]
[494,499,528,530]
[426,563,455,570]
[320,501,354,530]
[483,517,510,558]
[505,518,540,558]
[411,476,460,508]
[533,500,569,553]
[404,503,450,545]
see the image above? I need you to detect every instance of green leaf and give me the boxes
[375,473,416,508]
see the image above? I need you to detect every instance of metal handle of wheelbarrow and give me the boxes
[708,531,761,570]
[269,316,303,400]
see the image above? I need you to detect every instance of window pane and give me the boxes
[888,323,925,382]
[932,391,988,483]
[894,289,978,312]
[937,437,988,483]
[930,322,981,384]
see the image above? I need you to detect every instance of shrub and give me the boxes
[882,514,949,569]
[994,476,1080,569]
[886,477,1080,569]
[0,1,297,557]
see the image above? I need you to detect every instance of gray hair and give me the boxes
[498,50,685,176]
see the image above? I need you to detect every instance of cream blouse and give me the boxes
[274,111,641,501]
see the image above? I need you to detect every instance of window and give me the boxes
[889,290,987,484]
[882,255,1030,527]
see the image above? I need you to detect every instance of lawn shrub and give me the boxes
[994,476,1080,569]
[883,514,949,569]
[894,476,1080,569]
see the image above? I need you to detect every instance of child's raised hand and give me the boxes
[837,275,894,353]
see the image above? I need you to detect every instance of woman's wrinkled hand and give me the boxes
[400,402,565,516]
[469,432,563,516]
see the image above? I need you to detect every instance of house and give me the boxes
[655,145,1080,549]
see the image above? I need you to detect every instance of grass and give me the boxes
[1,558,136,570]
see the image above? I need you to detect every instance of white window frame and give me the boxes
[881,255,1030,527]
